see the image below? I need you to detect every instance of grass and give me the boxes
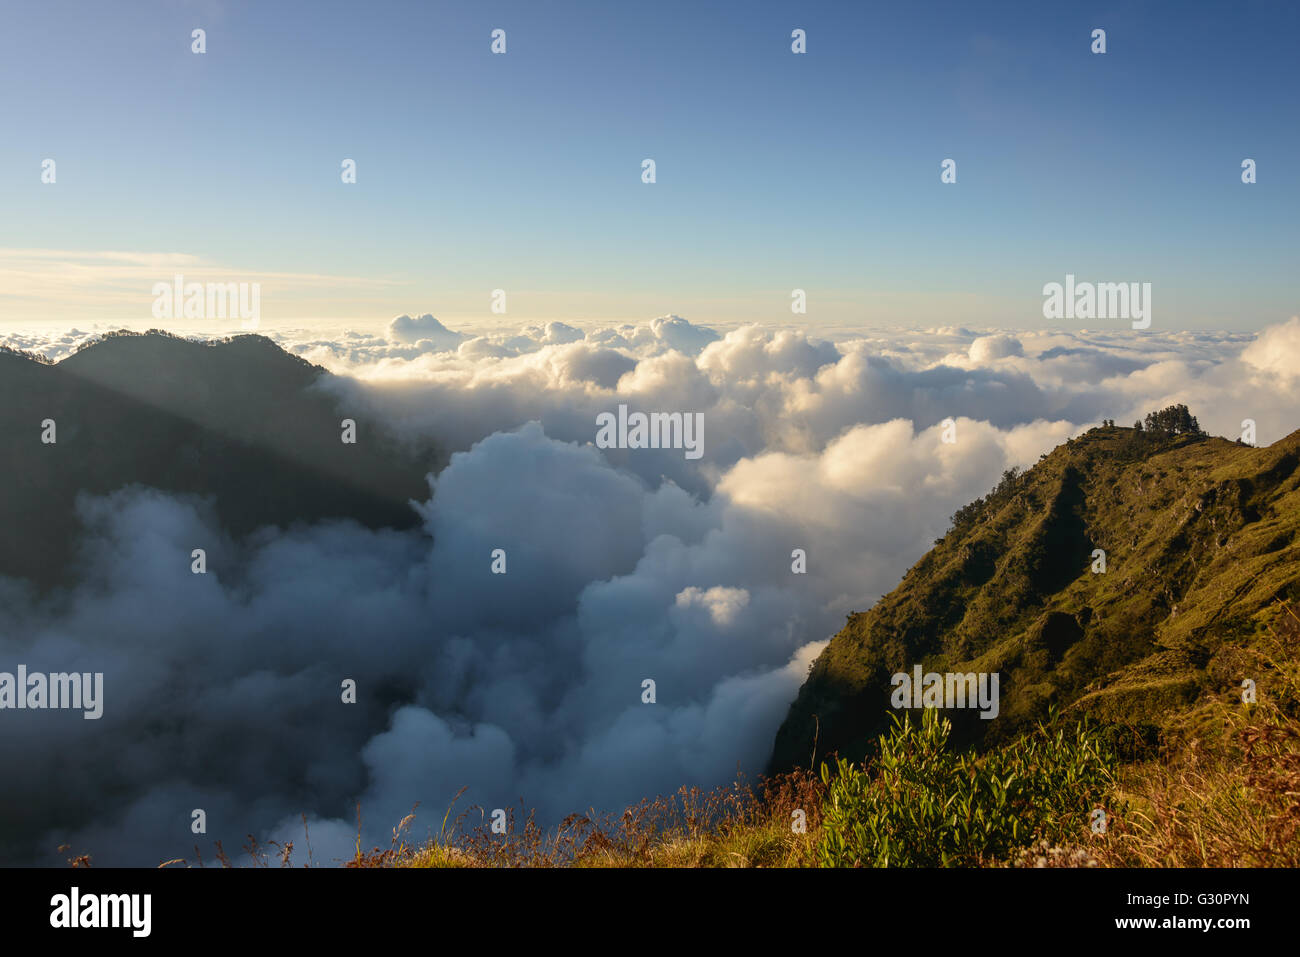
[1092,599,1300,867]
[1094,708,1300,867]
[389,769,826,869]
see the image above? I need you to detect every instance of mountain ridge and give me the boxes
[769,418,1300,772]
[0,330,440,589]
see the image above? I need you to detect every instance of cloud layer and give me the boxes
[2,313,1297,865]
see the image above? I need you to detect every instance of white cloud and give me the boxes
[386,313,469,350]
[1241,315,1300,386]
[968,334,1024,362]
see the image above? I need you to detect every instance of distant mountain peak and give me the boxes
[0,328,439,589]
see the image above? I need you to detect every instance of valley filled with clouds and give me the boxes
[2,314,1297,865]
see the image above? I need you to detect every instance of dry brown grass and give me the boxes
[390,768,826,869]
[1094,599,1300,867]
[1094,707,1300,867]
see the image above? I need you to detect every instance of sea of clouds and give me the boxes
[2,313,1298,865]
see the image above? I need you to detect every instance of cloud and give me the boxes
[1241,316,1300,386]
[968,334,1024,362]
[2,314,1298,865]
[385,313,469,350]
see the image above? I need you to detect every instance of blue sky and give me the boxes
[1,0,1296,331]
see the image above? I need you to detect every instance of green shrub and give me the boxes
[817,708,1115,867]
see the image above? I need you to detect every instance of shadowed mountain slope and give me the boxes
[0,331,439,589]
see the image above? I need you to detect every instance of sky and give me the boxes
[1,0,1297,332]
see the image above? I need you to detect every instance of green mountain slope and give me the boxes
[769,420,1300,772]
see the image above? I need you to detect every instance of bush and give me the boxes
[817,708,1116,867]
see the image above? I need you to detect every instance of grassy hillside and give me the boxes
[769,418,1300,773]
